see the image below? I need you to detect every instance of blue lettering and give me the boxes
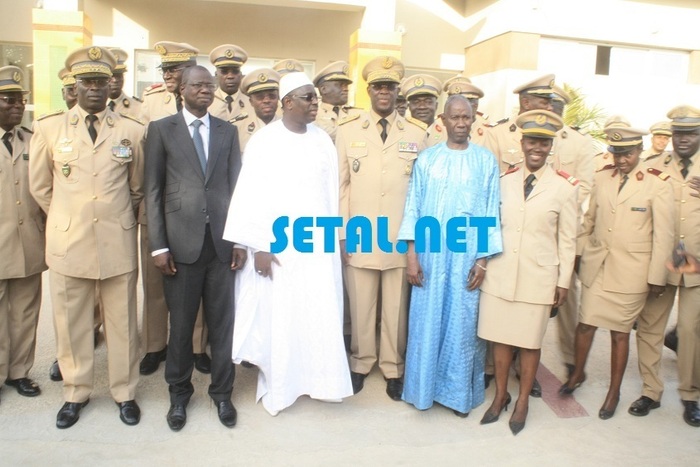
[446,217,467,253]
[316,217,343,253]
[415,216,441,253]
[270,216,289,254]
[470,216,496,252]
[346,216,373,253]
[292,217,314,253]
[376,217,393,253]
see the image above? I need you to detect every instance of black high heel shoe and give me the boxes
[509,402,529,436]
[480,393,512,425]
[598,394,620,420]
[559,373,587,396]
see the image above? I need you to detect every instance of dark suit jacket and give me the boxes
[145,112,241,264]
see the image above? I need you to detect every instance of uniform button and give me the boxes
[680,234,685,239]
[12,161,16,165]
[93,150,97,154]
[201,208,206,212]
[681,217,686,221]
[383,150,387,154]
[16,200,21,205]
[93,218,98,222]
[681,199,686,203]
[92,196,97,200]
[381,192,385,196]
[606,247,610,250]
[18,219,23,225]
[611,209,615,213]
[93,172,97,176]
[517,227,521,232]
[382,170,386,174]
[513,249,518,253]
[14,180,19,185]
[519,208,524,212]
[608,228,612,232]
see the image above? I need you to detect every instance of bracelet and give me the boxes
[475,262,487,271]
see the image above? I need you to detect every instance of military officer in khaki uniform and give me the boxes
[632,106,700,427]
[313,61,360,142]
[208,44,251,123]
[58,68,77,110]
[273,58,305,76]
[138,42,210,376]
[234,68,280,156]
[29,47,144,428]
[403,73,441,128]
[426,76,488,147]
[106,48,141,117]
[641,121,672,163]
[593,115,630,172]
[337,56,427,401]
[0,66,46,401]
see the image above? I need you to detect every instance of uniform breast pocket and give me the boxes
[347,151,368,176]
[52,149,80,184]
[397,151,418,176]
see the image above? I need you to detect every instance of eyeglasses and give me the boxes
[370,82,398,91]
[161,65,185,76]
[289,93,318,102]
[186,82,216,91]
[0,96,28,106]
[77,78,110,88]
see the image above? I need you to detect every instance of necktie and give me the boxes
[2,132,12,156]
[176,95,183,112]
[108,100,115,112]
[524,174,536,199]
[225,95,233,113]
[191,119,207,173]
[618,174,629,192]
[86,115,98,143]
[681,158,691,179]
[379,118,388,143]
[332,105,340,116]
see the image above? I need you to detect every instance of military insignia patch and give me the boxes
[405,164,412,175]
[62,163,71,177]
[362,120,369,129]
[106,116,114,127]
[248,122,256,132]
[535,114,547,125]
[155,44,166,55]
[285,61,295,71]
[414,77,424,87]
[611,132,622,141]
[397,120,404,130]
[225,49,234,58]
[13,71,20,83]
[664,155,672,164]
[23,154,29,160]
[478,128,483,136]
[70,114,79,126]
[398,142,418,153]
[636,170,644,181]
[165,94,172,104]
[509,124,516,132]
[121,139,131,147]
[88,47,102,60]
[112,145,132,159]
[123,98,130,108]
[259,73,268,83]
[352,159,360,173]
[382,57,393,69]
[342,65,349,75]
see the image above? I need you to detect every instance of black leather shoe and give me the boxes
[56,400,89,429]
[682,400,700,427]
[6,378,41,397]
[386,378,403,401]
[216,400,237,428]
[140,347,167,375]
[194,353,212,374]
[453,410,470,418]
[484,373,494,389]
[628,396,660,417]
[565,364,575,378]
[664,328,678,354]
[350,372,366,395]
[49,360,62,382]
[559,373,587,396]
[530,378,542,398]
[167,404,187,431]
[117,400,141,426]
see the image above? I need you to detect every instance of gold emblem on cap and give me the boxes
[677,108,688,118]
[258,73,268,83]
[225,49,234,58]
[414,77,424,87]
[549,79,555,87]
[611,132,622,141]
[12,71,20,83]
[88,47,102,61]
[453,86,461,93]
[285,61,294,70]
[155,44,166,55]
[342,65,349,75]
[535,114,547,125]
[382,57,393,69]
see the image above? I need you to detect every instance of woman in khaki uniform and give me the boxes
[560,125,675,420]
[478,110,578,435]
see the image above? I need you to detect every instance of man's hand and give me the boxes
[666,250,700,274]
[406,251,424,287]
[154,252,177,276]
[231,248,247,271]
[254,251,281,280]
[574,255,581,274]
[649,284,666,298]
[339,239,351,265]
[467,259,487,291]
[553,286,568,307]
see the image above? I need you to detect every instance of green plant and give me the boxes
[562,83,607,142]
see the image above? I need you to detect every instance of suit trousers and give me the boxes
[163,225,235,405]
[0,273,42,381]
[50,270,139,403]
[345,265,408,378]
[675,284,700,401]
[140,224,208,353]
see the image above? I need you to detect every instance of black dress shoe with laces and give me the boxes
[167,404,187,431]
[350,372,366,394]
[49,361,63,382]
[216,400,237,428]
[386,378,403,401]
[682,400,700,427]
[117,400,141,425]
[56,400,89,429]
[6,378,41,397]
[194,353,212,374]
[628,396,660,417]
[139,347,167,375]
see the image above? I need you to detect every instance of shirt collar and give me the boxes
[370,109,396,126]
[182,107,210,129]
[76,106,108,124]
[524,164,547,181]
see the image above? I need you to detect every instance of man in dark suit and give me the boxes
[145,65,245,431]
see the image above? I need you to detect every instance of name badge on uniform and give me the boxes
[398,142,418,153]
[631,207,647,212]
[22,154,29,160]
[351,142,366,148]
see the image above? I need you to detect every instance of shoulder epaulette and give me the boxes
[132,96,143,103]
[119,113,145,126]
[500,166,520,178]
[37,109,64,121]
[556,169,579,186]
[20,126,33,134]
[405,116,428,131]
[229,113,248,123]
[144,83,165,95]
[597,164,616,172]
[338,113,360,126]
[646,167,670,181]
[486,117,509,128]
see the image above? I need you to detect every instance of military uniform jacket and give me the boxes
[0,126,47,279]
[29,106,145,280]
[140,83,177,126]
[426,114,488,148]
[109,92,142,118]
[641,149,671,164]
[233,113,280,155]
[645,151,700,288]
[337,110,427,270]
[315,102,361,143]
[208,88,250,123]
[577,166,675,293]
[481,166,578,304]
